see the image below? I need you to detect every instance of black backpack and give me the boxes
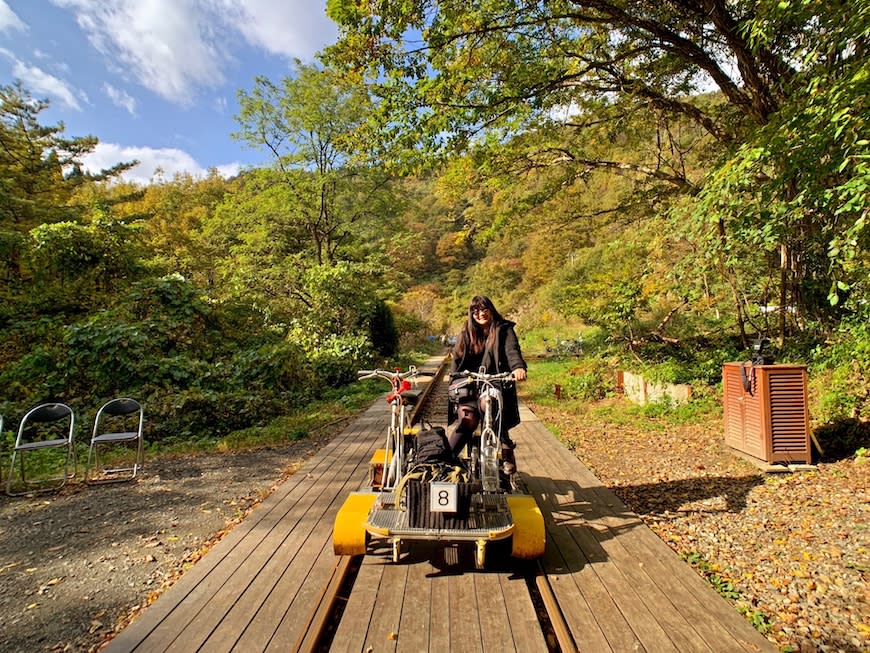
[413,426,454,465]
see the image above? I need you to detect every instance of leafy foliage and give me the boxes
[0,83,133,229]
[4,0,870,457]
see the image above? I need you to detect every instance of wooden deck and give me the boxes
[104,357,775,653]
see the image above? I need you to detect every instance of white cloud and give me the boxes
[210,0,338,60]
[52,0,227,106]
[12,60,83,110]
[214,161,242,178]
[81,141,241,185]
[49,0,338,106]
[0,1,26,33]
[103,82,137,115]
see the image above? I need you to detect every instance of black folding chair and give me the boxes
[85,398,144,484]
[6,403,75,496]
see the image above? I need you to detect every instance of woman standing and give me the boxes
[448,295,528,474]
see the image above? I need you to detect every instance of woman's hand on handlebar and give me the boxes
[512,368,527,382]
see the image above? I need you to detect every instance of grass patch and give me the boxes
[525,356,721,430]
[215,382,384,451]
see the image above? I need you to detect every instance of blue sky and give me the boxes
[0,0,339,184]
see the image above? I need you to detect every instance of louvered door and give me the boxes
[722,363,811,464]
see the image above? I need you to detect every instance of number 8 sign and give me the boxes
[429,482,458,513]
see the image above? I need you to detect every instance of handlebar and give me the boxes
[357,366,418,383]
[450,369,515,383]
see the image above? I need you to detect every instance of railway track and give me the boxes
[102,353,776,653]
[299,356,561,652]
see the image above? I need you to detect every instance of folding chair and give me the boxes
[6,403,76,496]
[85,398,144,484]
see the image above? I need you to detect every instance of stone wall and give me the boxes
[617,371,692,405]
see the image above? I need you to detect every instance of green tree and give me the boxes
[28,216,142,297]
[233,62,387,266]
[677,0,869,343]
[0,82,134,231]
[138,170,232,285]
[326,0,869,344]
[325,0,794,179]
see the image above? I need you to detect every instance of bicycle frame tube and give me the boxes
[479,381,504,492]
[384,397,406,490]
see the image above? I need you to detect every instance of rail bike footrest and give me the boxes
[365,491,514,542]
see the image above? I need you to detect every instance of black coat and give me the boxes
[448,320,527,431]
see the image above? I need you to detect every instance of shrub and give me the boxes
[562,359,615,401]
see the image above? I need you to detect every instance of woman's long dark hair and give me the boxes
[456,295,505,356]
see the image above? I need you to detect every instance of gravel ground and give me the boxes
[526,397,870,653]
[0,436,328,653]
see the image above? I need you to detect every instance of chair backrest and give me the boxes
[94,398,143,439]
[26,403,73,422]
[17,403,75,444]
[100,398,142,418]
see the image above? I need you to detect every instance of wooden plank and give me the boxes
[448,571,483,653]
[231,493,355,650]
[580,480,770,652]
[516,424,618,652]
[104,367,776,653]
[498,571,550,652]
[329,556,384,652]
[528,472,640,652]
[428,568,451,652]
[105,401,386,653]
[522,426,689,651]
[288,554,352,653]
[158,420,379,652]
[361,560,408,653]
[394,553,432,653]
[515,410,773,652]
[229,426,384,650]
[474,572,514,650]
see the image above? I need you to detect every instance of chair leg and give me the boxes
[85,443,95,483]
[5,450,17,496]
[86,440,141,484]
[6,448,72,496]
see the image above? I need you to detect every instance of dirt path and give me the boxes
[0,437,327,653]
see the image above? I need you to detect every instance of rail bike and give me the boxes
[332,366,545,569]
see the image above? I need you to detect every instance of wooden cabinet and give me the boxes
[722,363,811,464]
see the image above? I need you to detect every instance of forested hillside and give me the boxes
[1,0,868,453]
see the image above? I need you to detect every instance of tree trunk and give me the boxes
[779,242,788,347]
[717,217,749,347]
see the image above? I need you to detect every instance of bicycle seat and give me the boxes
[400,390,419,406]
